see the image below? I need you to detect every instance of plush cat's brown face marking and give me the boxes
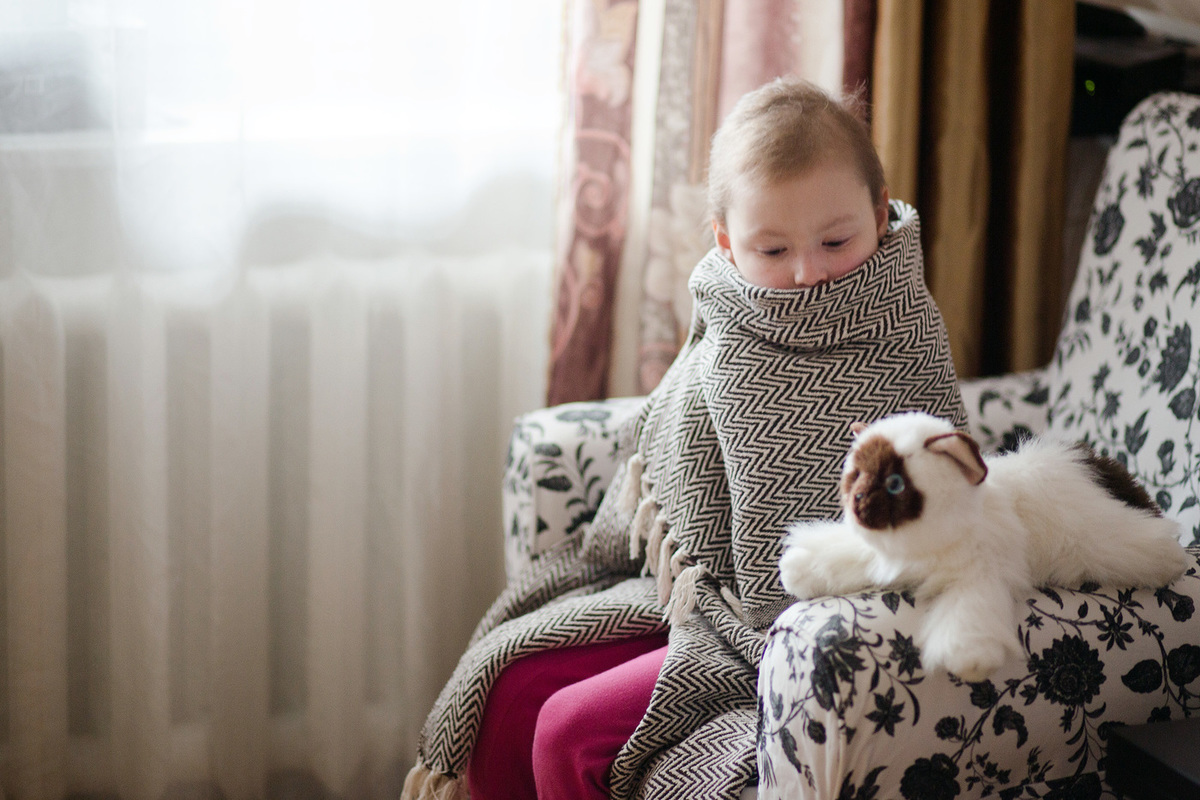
[842,435,924,530]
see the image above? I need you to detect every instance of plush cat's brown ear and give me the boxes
[924,432,987,485]
[850,421,868,436]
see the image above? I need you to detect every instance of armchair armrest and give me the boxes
[757,549,1200,799]
[959,369,1052,453]
[503,397,647,581]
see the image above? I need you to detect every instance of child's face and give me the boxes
[713,160,889,290]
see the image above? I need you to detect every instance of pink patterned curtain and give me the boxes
[547,0,876,403]
[547,0,639,406]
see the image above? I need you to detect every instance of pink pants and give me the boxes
[467,634,670,800]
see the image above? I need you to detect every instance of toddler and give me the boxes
[404,77,964,800]
[471,79,895,798]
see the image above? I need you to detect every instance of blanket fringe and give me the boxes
[645,513,668,575]
[630,494,659,559]
[655,534,677,606]
[400,763,469,800]
[629,499,701,625]
[668,545,690,577]
[617,453,645,514]
[663,563,703,625]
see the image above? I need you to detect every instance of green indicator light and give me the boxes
[1085,79,1096,95]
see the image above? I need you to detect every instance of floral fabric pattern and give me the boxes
[503,397,645,579]
[959,370,1052,453]
[961,96,1200,547]
[1045,95,1200,544]
[757,92,1200,799]
[759,555,1200,800]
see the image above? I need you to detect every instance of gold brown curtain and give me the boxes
[873,0,1076,378]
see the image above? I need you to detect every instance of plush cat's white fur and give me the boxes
[779,411,1190,682]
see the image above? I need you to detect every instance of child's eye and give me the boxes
[760,247,787,257]
[823,238,849,249]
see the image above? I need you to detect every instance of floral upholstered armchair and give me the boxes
[499,92,1200,798]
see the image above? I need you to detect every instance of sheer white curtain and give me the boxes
[0,2,562,799]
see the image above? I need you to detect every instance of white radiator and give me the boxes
[0,252,550,800]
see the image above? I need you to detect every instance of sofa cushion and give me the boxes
[1045,92,1200,544]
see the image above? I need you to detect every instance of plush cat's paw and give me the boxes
[778,542,829,599]
[779,521,876,599]
[920,625,1018,683]
[943,647,1008,684]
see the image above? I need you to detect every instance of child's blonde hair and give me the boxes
[707,78,886,224]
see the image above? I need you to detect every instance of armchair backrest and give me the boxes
[1045,91,1200,544]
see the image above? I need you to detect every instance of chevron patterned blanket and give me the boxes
[403,201,966,800]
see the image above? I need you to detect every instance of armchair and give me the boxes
[499,92,1200,798]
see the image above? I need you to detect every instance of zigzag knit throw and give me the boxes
[402,201,966,800]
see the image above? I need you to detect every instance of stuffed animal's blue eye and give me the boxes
[884,474,905,495]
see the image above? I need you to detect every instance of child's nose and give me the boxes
[793,258,830,287]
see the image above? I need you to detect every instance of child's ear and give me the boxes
[712,219,732,254]
[875,187,891,239]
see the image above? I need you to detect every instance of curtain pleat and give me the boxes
[920,0,994,378]
[691,1,726,182]
[842,0,878,102]
[547,0,640,404]
[628,0,729,395]
[718,0,807,119]
[1007,0,1075,371]
[871,0,924,209]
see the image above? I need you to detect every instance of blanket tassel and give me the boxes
[401,763,469,800]
[663,563,702,625]
[645,513,668,575]
[629,493,658,560]
[655,535,677,607]
[617,453,645,515]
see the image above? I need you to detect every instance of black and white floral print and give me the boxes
[759,553,1200,800]
[1048,93,1200,543]
[502,397,643,578]
[961,94,1200,544]
[959,370,1051,453]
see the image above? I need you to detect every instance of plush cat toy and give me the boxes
[779,412,1190,682]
